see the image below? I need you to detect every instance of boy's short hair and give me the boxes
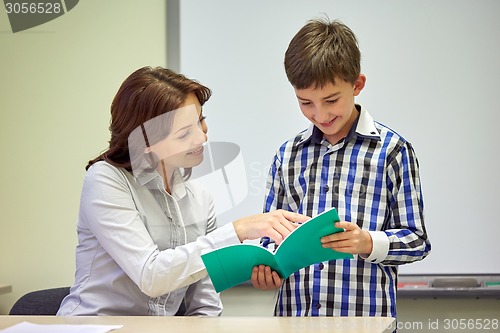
[284,18,361,89]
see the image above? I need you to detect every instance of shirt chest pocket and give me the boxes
[336,171,377,200]
[285,174,322,211]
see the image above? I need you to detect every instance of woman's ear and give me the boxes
[353,74,366,96]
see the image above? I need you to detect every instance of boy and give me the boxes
[251,18,431,318]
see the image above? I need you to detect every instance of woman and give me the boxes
[57,66,306,316]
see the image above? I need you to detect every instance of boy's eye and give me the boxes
[326,99,338,104]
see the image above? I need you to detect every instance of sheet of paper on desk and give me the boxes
[0,322,123,333]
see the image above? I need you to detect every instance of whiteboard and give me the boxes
[171,0,500,275]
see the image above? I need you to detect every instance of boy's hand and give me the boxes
[250,265,283,290]
[320,221,373,256]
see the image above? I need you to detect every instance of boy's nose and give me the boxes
[313,107,330,123]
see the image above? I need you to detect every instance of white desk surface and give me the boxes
[0,316,395,333]
[0,285,12,295]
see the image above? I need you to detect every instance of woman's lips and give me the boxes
[187,146,204,156]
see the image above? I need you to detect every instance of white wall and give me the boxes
[0,0,166,314]
[177,0,500,276]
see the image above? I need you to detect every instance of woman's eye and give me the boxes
[178,130,190,140]
[300,101,311,106]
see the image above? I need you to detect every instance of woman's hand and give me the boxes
[232,209,309,244]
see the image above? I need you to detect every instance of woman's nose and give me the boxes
[201,119,208,135]
[194,126,207,145]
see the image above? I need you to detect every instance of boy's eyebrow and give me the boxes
[322,92,341,100]
[296,92,340,101]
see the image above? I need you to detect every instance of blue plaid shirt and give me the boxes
[263,105,431,317]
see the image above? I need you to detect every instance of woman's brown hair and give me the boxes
[86,66,211,171]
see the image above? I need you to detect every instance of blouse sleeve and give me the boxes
[80,162,240,297]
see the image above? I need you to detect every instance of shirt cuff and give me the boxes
[360,231,389,264]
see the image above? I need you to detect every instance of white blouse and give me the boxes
[57,161,240,316]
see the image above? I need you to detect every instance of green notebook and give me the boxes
[201,208,353,292]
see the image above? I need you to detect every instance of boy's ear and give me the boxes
[353,74,366,96]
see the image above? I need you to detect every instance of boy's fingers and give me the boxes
[272,272,283,286]
[334,221,352,230]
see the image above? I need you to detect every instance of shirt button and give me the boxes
[324,185,330,192]
[319,263,324,270]
[316,303,322,309]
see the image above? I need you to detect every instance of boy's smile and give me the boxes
[294,75,365,145]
